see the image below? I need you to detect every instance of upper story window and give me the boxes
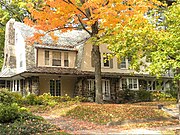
[45,51,49,65]
[120,58,126,68]
[52,51,61,66]
[102,53,113,68]
[103,54,110,67]
[64,52,69,67]
[118,57,131,69]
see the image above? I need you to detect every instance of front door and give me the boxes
[102,79,111,100]
[50,80,61,96]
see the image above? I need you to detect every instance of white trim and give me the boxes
[102,79,111,100]
[120,78,139,90]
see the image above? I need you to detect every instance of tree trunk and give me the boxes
[177,68,180,122]
[93,45,103,103]
[91,21,103,104]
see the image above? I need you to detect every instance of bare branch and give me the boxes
[77,15,92,36]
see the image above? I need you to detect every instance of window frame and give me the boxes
[45,50,50,65]
[52,51,61,66]
[120,78,138,90]
[64,52,69,67]
[50,80,61,96]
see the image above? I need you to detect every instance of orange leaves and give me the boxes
[24,0,163,44]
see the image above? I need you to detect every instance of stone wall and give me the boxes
[2,19,16,70]
[31,76,40,95]
[74,77,120,102]
[25,45,36,69]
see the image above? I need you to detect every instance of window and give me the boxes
[120,58,126,68]
[103,53,110,67]
[64,52,69,67]
[102,79,110,100]
[17,80,19,91]
[45,51,49,65]
[87,79,95,92]
[12,80,21,92]
[121,78,138,90]
[50,80,61,96]
[119,57,131,69]
[104,80,110,96]
[52,51,61,66]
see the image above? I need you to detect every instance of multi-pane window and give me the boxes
[45,51,49,65]
[121,78,138,90]
[119,57,131,69]
[87,79,95,91]
[104,80,110,96]
[103,53,110,67]
[120,58,126,68]
[50,80,61,96]
[52,51,61,66]
[12,80,21,92]
[64,52,69,67]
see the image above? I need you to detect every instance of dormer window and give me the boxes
[52,51,61,66]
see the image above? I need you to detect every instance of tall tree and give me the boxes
[25,0,162,103]
[103,0,180,119]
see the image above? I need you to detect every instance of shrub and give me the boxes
[24,94,44,105]
[0,103,19,123]
[0,89,15,105]
[137,90,152,102]
[152,91,176,101]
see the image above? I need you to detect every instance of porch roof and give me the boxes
[0,68,16,79]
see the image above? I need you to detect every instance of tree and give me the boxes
[103,0,180,119]
[0,0,42,69]
[25,0,162,103]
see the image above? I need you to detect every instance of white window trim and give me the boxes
[102,79,111,100]
[120,58,130,69]
[12,80,21,92]
[120,78,139,90]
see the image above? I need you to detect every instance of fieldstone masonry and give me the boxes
[26,45,36,69]
[2,19,16,70]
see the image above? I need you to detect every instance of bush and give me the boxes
[0,89,15,105]
[24,94,44,105]
[152,91,176,101]
[137,90,152,102]
[0,103,19,123]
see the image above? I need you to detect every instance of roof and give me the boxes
[24,67,92,75]
[0,68,16,78]
[13,22,90,49]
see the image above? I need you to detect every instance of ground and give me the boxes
[31,101,180,134]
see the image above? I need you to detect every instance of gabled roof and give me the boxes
[14,22,90,49]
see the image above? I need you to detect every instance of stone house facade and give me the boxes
[0,19,174,102]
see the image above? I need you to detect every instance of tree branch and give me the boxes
[62,0,89,19]
[77,15,92,36]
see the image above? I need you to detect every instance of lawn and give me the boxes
[65,102,177,125]
[28,101,178,129]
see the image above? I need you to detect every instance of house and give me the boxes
[0,19,174,102]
